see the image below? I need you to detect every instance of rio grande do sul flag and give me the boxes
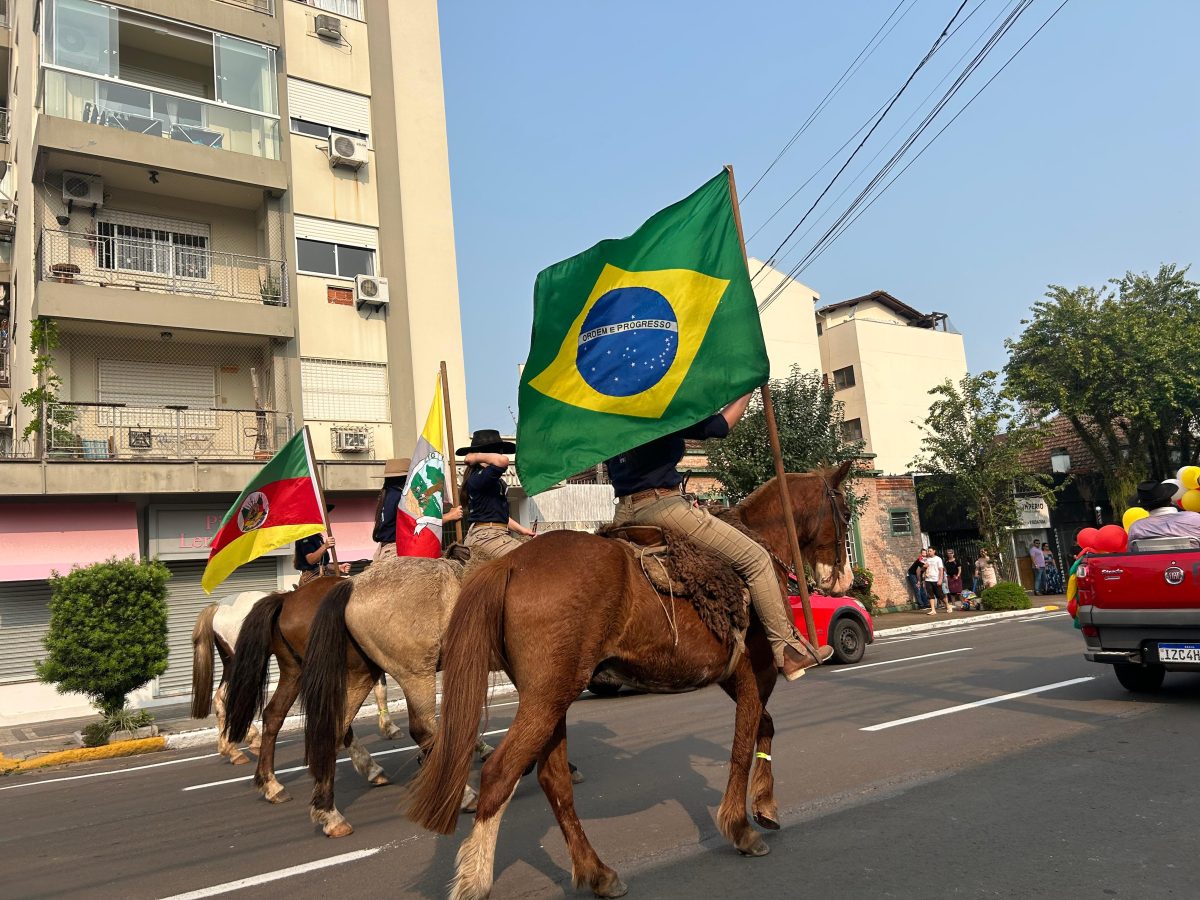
[517,169,768,496]
[201,428,326,593]
[395,374,448,558]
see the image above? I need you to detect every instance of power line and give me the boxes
[751,0,974,284]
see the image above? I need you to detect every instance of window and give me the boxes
[833,365,855,390]
[301,0,362,19]
[889,509,913,536]
[301,358,388,422]
[296,238,374,279]
[816,321,823,336]
[96,214,211,280]
[287,79,371,140]
[841,418,863,443]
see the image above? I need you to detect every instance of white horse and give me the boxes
[191,590,402,765]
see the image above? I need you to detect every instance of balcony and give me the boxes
[45,402,293,461]
[39,228,288,306]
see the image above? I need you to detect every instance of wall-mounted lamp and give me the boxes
[1050,448,1071,474]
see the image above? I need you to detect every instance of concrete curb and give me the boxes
[0,737,166,774]
[874,605,1062,638]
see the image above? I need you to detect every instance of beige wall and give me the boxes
[307,421,394,462]
[822,317,967,474]
[283,3,372,95]
[294,275,388,361]
[748,257,821,378]
[289,135,380,226]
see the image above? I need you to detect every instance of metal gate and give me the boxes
[0,581,54,685]
[157,558,281,697]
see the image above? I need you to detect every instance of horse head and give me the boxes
[736,460,855,596]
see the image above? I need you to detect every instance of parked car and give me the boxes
[789,592,875,664]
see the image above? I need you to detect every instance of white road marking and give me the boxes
[834,647,972,672]
[181,727,510,792]
[861,677,1096,732]
[157,845,388,899]
[0,751,225,793]
[1022,612,1071,622]
[875,624,996,644]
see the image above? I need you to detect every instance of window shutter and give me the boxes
[294,216,377,250]
[301,358,389,423]
[287,78,372,139]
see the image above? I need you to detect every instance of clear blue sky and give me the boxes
[438,0,1199,431]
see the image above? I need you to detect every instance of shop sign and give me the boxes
[1015,497,1051,529]
[149,506,290,559]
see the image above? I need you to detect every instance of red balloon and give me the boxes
[1096,524,1128,553]
[1067,597,1078,618]
[1076,527,1100,550]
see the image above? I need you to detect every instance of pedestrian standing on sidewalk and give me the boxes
[923,547,950,615]
[1041,542,1063,595]
[907,549,929,610]
[975,548,998,599]
[945,548,964,609]
[1029,540,1046,595]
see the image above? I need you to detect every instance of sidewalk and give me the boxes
[873,594,1064,635]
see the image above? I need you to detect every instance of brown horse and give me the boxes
[409,466,853,899]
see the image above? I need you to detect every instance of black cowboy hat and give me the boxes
[456,429,516,457]
[1133,480,1175,510]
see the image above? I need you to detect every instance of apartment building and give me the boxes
[0,0,467,724]
[817,290,967,475]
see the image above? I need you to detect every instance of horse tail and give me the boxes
[190,602,220,719]
[409,559,511,835]
[223,592,286,743]
[299,579,357,785]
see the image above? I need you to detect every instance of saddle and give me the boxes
[597,524,751,650]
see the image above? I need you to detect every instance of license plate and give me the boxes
[1159,643,1200,663]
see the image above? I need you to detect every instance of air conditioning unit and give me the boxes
[332,427,369,453]
[328,133,368,170]
[62,172,104,208]
[315,14,343,40]
[355,274,389,309]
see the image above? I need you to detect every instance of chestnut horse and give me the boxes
[409,466,853,900]
[191,590,403,766]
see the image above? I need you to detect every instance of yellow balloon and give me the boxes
[1123,507,1150,531]
[1181,466,1200,491]
[1183,490,1200,513]
[1066,573,1077,603]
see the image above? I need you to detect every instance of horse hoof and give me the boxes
[325,821,354,839]
[370,773,390,786]
[738,837,770,858]
[570,767,585,785]
[593,875,628,898]
[265,787,292,804]
[229,754,251,766]
[382,727,404,741]
[753,812,781,831]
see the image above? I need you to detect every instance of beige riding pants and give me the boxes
[465,523,524,559]
[613,493,805,668]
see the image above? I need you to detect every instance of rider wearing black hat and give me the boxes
[457,429,535,558]
[1127,480,1200,543]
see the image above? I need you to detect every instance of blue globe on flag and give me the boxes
[576,287,679,397]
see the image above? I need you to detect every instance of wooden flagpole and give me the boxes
[440,360,464,542]
[302,424,339,571]
[724,164,819,646]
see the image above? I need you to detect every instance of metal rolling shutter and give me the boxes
[287,78,372,139]
[293,216,377,250]
[157,558,281,697]
[0,581,53,684]
[98,359,216,410]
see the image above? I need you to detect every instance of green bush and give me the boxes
[80,708,156,747]
[37,557,171,717]
[848,566,881,615]
[980,581,1031,611]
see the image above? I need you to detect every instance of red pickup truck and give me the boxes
[1075,535,1200,692]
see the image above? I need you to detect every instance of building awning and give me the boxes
[1,502,140,581]
[328,497,378,563]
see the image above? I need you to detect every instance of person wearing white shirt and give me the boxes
[923,548,951,615]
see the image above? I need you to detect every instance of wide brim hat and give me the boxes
[456,428,516,457]
[372,457,411,478]
[1134,479,1175,509]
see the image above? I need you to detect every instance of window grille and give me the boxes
[889,509,913,536]
[301,357,388,422]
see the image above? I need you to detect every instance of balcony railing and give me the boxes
[0,345,9,387]
[45,402,294,461]
[42,68,282,162]
[0,108,10,142]
[39,228,289,307]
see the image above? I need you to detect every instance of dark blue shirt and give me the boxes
[606,414,730,497]
[295,534,329,573]
[465,464,510,526]
[372,480,407,543]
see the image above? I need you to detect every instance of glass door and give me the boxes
[213,35,277,114]
[51,0,118,76]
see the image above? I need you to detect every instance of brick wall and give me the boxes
[857,475,923,611]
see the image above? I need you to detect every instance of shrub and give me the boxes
[37,557,171,718]
[980,581,1031,611]
[848,565,880,614]
[80,708,156,747]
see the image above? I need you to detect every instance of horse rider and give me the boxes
[295,504,351,585]
[607,393,833,680]
[372,457,463,560]
[457,429,536,557]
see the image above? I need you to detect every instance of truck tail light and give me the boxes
[1081,625,1099,638]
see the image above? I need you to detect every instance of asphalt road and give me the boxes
[4,612,1198,900]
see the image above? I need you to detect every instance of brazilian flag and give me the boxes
[517,169,769,496]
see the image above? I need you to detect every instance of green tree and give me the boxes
[1004,265,1200,515]
[910,372,1054,551]
[707,366,865,505]
[37,558,171,718]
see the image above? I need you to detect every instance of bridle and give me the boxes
[762,473,851,586]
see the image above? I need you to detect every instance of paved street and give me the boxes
[4,613,1197,899]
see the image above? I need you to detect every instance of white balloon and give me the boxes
[1165,478,1186,501]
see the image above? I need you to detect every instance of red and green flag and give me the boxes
[202,428,326,593]
[396,374,449,558]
